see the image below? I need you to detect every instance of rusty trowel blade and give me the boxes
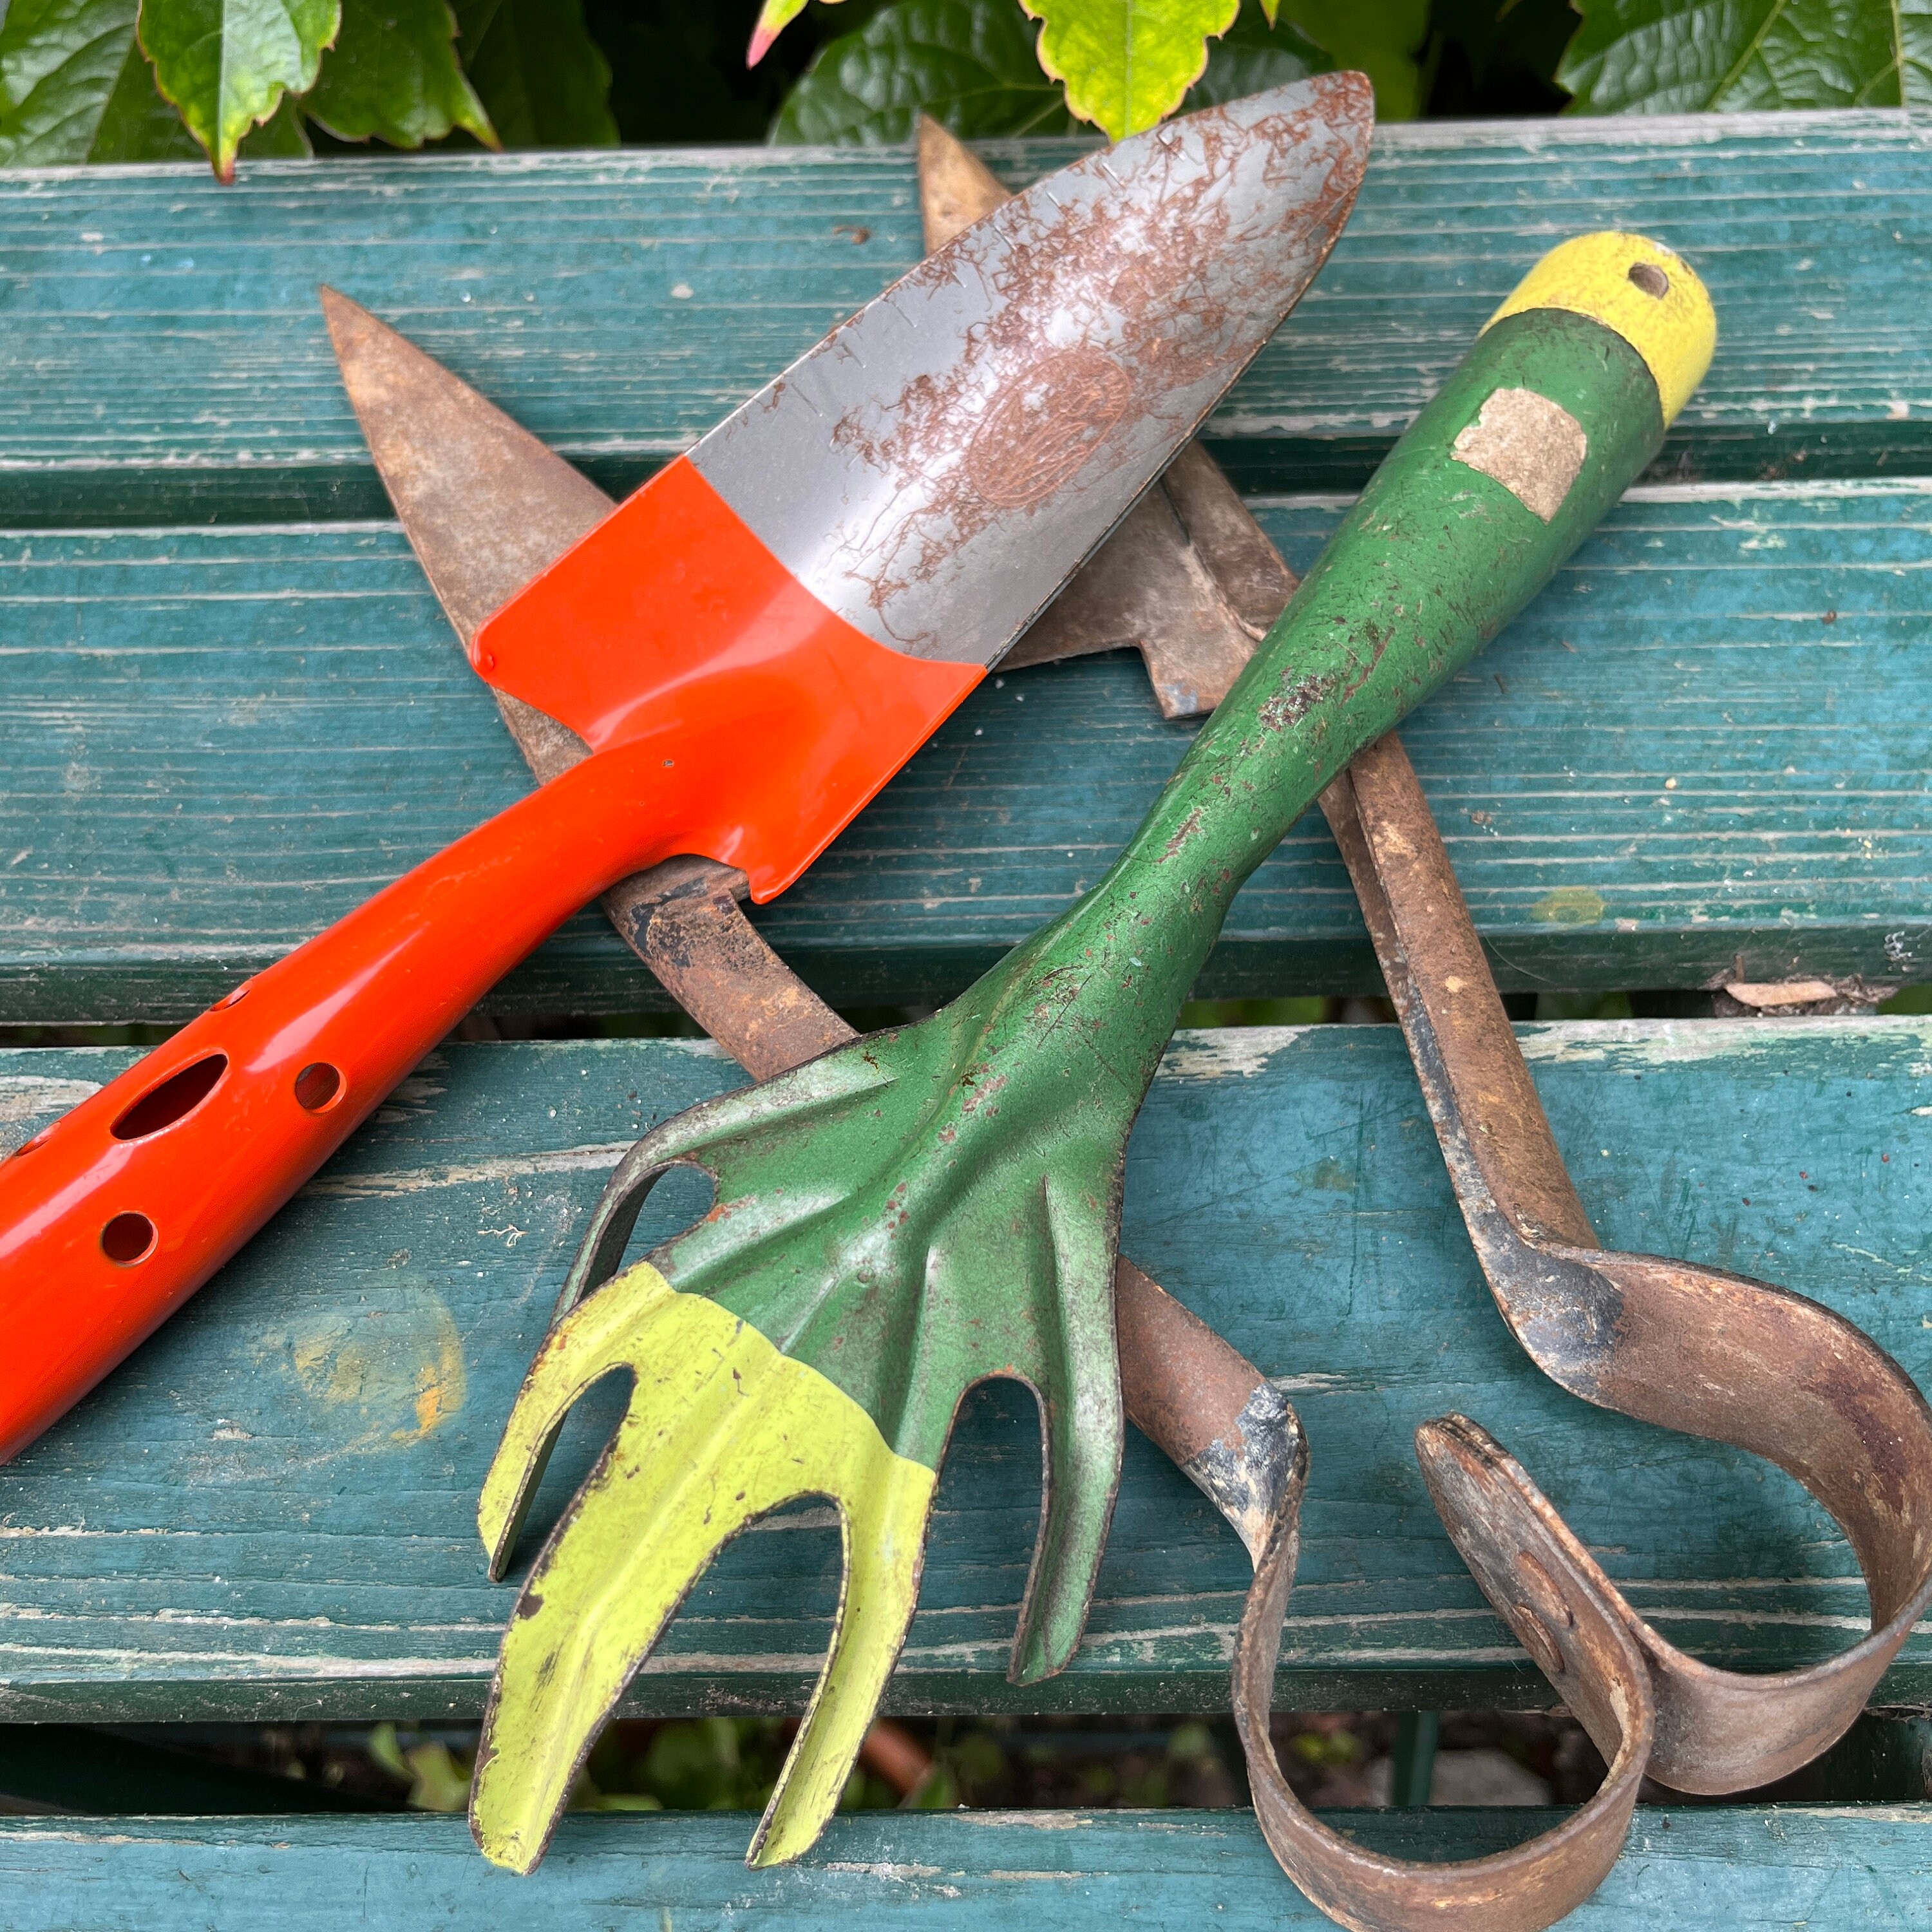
[914,119,1296,719]
[684,79,1366,681]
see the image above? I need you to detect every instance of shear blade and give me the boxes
[331,77,1370,701]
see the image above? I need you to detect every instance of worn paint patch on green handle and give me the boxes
[481,234,1715,1873]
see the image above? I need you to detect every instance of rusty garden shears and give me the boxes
[332,133,1932,1930]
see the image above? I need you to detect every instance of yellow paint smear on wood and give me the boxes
[259,1284,466,1455]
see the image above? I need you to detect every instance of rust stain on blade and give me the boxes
[694,77,1371,668]
[915,120,1297,719]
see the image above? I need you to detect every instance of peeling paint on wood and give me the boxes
[0,113,1927,522]
[0,1022,1925,1719]
[0,1804,1927,1928]
[7,482,1932,1019]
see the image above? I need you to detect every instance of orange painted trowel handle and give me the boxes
[0,455,983,1464]
[0,747,676,1462]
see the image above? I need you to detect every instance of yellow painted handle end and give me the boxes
[1487,232,1716,427]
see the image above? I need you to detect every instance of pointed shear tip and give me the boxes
[316,284,393,372]
[315,283,361,323]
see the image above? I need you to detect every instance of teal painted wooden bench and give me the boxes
[5,1808,1931,1930]
[3,106,1931,1927]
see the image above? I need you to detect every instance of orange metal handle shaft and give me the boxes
[0,746,672,1462]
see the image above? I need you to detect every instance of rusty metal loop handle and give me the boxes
[1231,1413,1654,1932]
[1322,732,1932,1792]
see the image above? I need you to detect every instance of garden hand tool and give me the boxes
[696,152,1671,1917]
[926,144,1661,1925]
[1303,732,1932,1795]
[0,75,1371,1466]
[318,124,1317,1873]
[1224,738,1932,1932]
[475,231,1717,1874]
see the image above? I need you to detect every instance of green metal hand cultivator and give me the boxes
[321,135,1932,1929]
[475,232,1716,1874]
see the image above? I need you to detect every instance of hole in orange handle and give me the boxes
[102,1211,156,1265]
[294,1063,343,1112]
[8,1135,46,1159]
[111,1053,228,1141]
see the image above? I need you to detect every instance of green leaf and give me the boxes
[770,0,1070,144]
[0,0,192,162]
[138,0,339,178]
[89,26,207,156]
[1560,0,1932,112]
[240,84,314,150]
[1273,0,1428,118]
[1180,0,1327,109]
[1023,0,1240,137]
[303,0,493,147]
[453,0,616,146]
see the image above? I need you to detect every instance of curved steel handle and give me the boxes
[1323,731,1932,1792]
[1233,1415,1654,1932]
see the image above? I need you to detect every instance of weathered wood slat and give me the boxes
[0,111,1926,524]
[3,480,1926,1021]
[0,1019,1926,1720]
[1,1806,1927,1929]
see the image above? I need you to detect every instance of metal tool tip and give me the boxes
[1310,67,1376,125]
[916,116,1010,253]
[317,284,400,382]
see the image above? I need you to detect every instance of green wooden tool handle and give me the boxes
[1016,231,1716,1090]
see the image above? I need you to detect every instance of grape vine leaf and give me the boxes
[454,0,616,145]
[1023,0,1239,137]
[771,0,1070,143]
[1561,0,1932,112]
[90,32,209,156]
[240,88,315,151]
[305,0,494,147]
[139,0,339,179]
[0,0,321,163]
